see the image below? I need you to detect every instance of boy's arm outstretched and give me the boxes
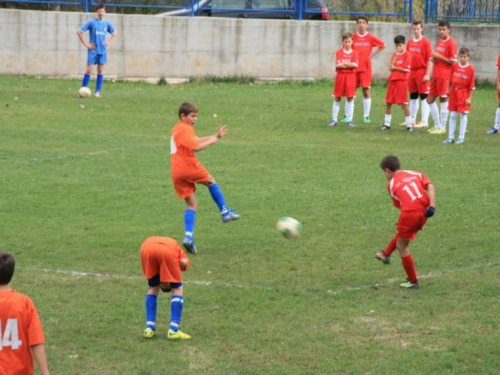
[195,125,228,152]
[32,344,50,375]
[425,183,436,217]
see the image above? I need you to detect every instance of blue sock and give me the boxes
[208,183,227,213]
[82,74,90,87]
[170,295,184,332]
[96,74,104,93]
[184,209,196,237]
[145,294,157,330]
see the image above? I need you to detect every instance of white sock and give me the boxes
[421,100,430,125]
[409,99,419,122]
[448,111,457,139]
[459,113,468,140]
[344,101,349,119]
[494,108,500,130]
[363,98,371,118]
[332,101,341,122]
[384,114,392,126]
[405,116,413,129]
[440,101,449,130]
[429,102,441,129]
[346,101,354,122]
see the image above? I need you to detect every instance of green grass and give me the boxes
[1,75,500,374]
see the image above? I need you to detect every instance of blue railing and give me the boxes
[425,0,500,22]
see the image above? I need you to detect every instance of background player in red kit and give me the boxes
[427,21,458,134]
[376,156,436,289]
[443,47,475,145]
[329,32,359,128]
[407,20,433,128]
[486,51,500,135]
[342,16,386,124]
[380,35,413,131]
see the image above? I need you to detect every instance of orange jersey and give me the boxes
[141,237,190,283]
[0,290,45,375]
[335,48,359,75]
[352,32,386,72]
[388,51,411,81]
[407,36,432,70]
[433,37,458,79]
[387,170,431,212]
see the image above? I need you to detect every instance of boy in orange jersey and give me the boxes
[375,156,436,289]
[171,102,240,254]
[329,32,359,128]
[427,21,458,134]
[407,20,433,127]
[141,237,191,340]
[443,47,475,145]
[486,51,500,135]
[0,251,49,375]
[380,35,413,131]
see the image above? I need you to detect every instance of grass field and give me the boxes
[1,75,500,374]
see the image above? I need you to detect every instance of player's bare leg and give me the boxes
[397,238,420,289]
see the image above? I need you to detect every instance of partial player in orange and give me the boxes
[443,47,475,145]
[329,32,359,128]
[427,21,458,134]
[0,251,49,375]
[407,20,433,128]
[171,102,240,254]
[376,156,436,289]
[141,236,191,340]
[380,35,413,131]
[486,51,500,135]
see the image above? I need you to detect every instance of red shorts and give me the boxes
[141,238,183,283]
[356,71,372,89]
[408,69,430,94]
[172,162,210,200]
[497,91,500,101]
[448,87,471,113]
[333,74,357,98]
[396,211,428,241]
[386,80,409,105]
[429,77,449,98]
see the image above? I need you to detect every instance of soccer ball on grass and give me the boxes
[276,217,302,238]
[78,87,92,98]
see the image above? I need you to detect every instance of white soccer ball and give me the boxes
[78,87,91,98]
[276,217,302,238]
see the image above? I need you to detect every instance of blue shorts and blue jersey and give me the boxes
[79,18,116,66]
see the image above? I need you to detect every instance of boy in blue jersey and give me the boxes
[77,4,117,98]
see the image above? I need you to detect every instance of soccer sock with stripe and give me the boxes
[96,74,104,93]
[145,294,157,330]
[383,235,398,257]
[440,101,449,130]
[208,183,227,213]
[409,99,419,123]
[448,111,457,139]
[401,254,418,284]
[429,102,441,129]
[363,98,372,118]
[170,295,184,332]
[184,209,196,237]
[459,114,468,141]
[494,108,500,130]
[82,74,91,87]
[332,101,341,122]
[384,114,392,127]
[421,100,430,125]
[346,100,354,122]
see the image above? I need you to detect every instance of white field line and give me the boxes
[26,260,500,296]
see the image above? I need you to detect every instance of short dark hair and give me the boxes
[380,155,401,172]
[356,16,368,23]
[394,35,405,45]
[459,47,470,57]
[0,252,16,285]
[96,3,105,11]
[438,20,451,29]
[178,102,198,119]
[342,32,353,41]
[412,20,423,27]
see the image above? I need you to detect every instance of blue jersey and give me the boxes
[79,18,116,55]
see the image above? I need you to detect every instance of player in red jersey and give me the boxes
[427,21,458,134]
[376,156,436,289]
[329,32,359,128]
[380,35,413,131]
[443,48,475,145]
[486,51,500,135]
[342,16,386,124]
[407,20,433,128]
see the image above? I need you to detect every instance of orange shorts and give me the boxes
[386,80,409,105]
[172,162,210,200]
[333,74,357,98]
[141,238,183,283]
[396,211,428,241]
[408,69,430,94]
[448,87,471,113]
[429,77,449,98]
[356,71,372,89]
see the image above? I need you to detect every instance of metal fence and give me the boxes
[425,0,500,22]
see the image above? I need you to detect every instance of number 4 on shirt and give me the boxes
[0,319,23,350]
[402,182,423,201]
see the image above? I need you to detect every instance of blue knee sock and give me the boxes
[170,295,184,332]
[145,294,157,330]
[96,74,104,93]
[82,74,90,87]
[208,183,227,213]
[184,209,196,237]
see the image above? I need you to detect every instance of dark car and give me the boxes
[162,0,329,21]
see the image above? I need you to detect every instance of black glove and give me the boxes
[425,206,435,218]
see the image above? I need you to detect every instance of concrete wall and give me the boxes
[1,9,499,82]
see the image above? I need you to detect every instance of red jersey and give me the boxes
[388,51,411,81]
[407,36,432,70]
[0,290,45,375]
[335,48,359,75]
[387,170,431,212]
[450,63,475,91]
[496,52,500,70]
[433,37,458,79]
[352,32,386,72]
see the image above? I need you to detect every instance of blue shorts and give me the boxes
[87,50,107,66]
[147,273,182,289]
